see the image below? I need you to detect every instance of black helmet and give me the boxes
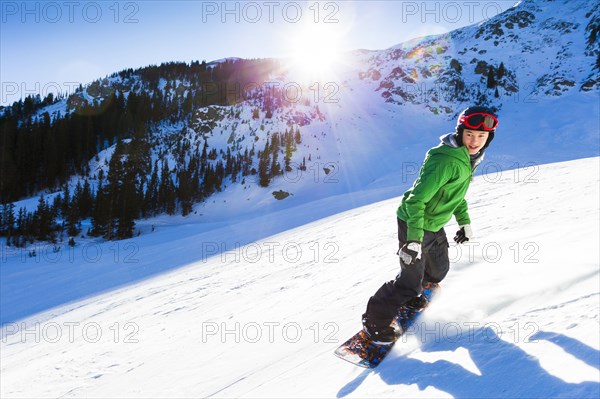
[454,106,498,150]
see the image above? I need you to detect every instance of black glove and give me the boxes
[399,241,422,266]
[454,225,473,244]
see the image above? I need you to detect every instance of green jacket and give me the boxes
[397,136,478,242]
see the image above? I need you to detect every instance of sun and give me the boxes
[286,24,344,82]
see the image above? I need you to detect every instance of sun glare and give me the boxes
[286,24,344,82]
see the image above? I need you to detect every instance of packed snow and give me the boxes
[1,157,598,398]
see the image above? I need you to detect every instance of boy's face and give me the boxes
[462,129,489,155]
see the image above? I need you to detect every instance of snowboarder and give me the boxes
[361,106,499,344]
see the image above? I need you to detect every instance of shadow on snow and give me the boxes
[338,328,600,398]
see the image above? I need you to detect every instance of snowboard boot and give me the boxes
[361,313,400,344]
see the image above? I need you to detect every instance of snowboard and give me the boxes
[334,282,439,368]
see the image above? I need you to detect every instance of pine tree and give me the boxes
[200,140,208,175]
[284,132,294,172]
[166,186,177,215]
[214,160,225,192]
[144,162,158,217]
[34,194,53,241]
[59,184,80,237]
[294,128,302,145]
[487,67,496,89]
[91,180,109,237]
[159,160,173,213]
[66,201,81,237]
[270,133,281,177]
[258,140,271,187]
[157,159,177,215]
[178,168,194,216]
[0,205,4,238]
[225,147,233,176]
[73,181,83,215]
[116,172,137,239]
[15,207,27,247]
[0,145,18,203]
[61,184,71,219]
[271,147,281,177]
[300,156,307,171]
[498,62,505,79]
[105,144,126,240]
[1,203,16,244]
[80,179,94,219]
[231,156,240,183]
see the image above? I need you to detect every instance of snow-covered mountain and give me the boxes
[8,0,598,222]
[7,0,597,193]
[1,157,598,398]
[368,0,599,106]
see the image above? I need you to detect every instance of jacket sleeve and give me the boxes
[403,154,452,242]
[453,198,471,226]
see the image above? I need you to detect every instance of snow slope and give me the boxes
[1,157,598,398]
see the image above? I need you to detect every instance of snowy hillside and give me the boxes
[2,158,598,398]
[367,0,599,107]
[29,0,600,201]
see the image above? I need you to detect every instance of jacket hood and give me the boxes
[440,132,460,148]
[438,132,486,169]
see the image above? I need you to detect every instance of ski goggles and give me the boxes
[459,113,499,131]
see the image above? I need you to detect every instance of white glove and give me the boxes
[454,225,473,244]
[399,242,422,266]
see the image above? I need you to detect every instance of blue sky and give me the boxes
[1,0,515,105]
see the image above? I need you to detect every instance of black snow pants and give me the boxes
[364,217,450,324]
